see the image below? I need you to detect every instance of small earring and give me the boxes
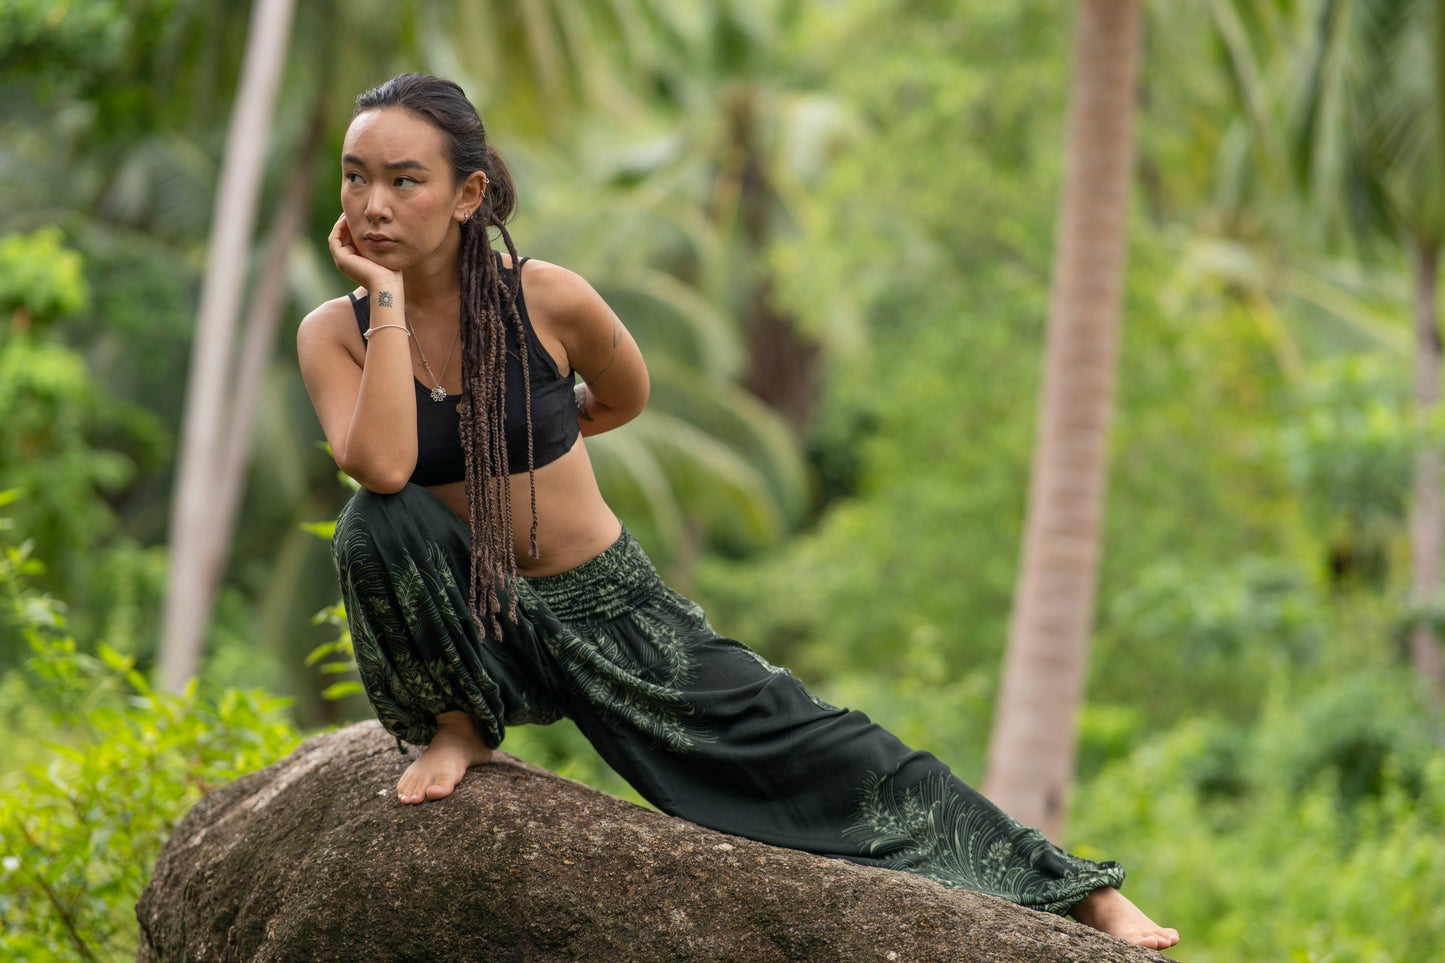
[463,209,474,224]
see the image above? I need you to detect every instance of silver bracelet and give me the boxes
[362,324,411,341]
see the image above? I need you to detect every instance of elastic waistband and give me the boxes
[522,524,662,623]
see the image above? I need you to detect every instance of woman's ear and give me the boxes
[455,169,486,223]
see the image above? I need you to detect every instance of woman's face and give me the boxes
[340,107,469,273]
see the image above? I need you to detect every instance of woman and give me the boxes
[298,72,1179,950]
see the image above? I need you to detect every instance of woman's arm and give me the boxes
[297,216,419,492]
[520,260,649,437]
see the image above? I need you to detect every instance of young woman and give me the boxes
[297,72,1179,950]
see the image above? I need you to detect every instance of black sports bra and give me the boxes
[350,258,578,485]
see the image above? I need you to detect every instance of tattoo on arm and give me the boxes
[377,290,394,308]
[575,386,594,422]
[585,321,623,383]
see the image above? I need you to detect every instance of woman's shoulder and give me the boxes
[300,290,365,333]
[298,290,367,354]
[512,258,602,317]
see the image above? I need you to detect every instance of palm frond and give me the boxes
[588,410,788,557]
[646,356,810,520]
[585,430,685,560]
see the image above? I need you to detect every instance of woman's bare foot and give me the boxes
[396,711,493,804]
[1070,886,1180,950]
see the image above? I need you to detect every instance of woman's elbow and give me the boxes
[359,473,411,495]
[611,384,648,427]
[594,389,648,433]
[617,371,649,423]
[336,451,414,494]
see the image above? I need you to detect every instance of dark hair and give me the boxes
[355,72,535,637]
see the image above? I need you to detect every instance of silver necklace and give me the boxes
[407,316,461,402]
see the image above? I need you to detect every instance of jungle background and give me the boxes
[3,1,1443,960]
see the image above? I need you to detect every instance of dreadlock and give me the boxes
[355,73,536,639]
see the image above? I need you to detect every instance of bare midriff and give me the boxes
[424,434,621,577]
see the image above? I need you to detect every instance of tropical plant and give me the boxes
[1206,0,1445,694]
[0,231,169,665]
[0,498,302,963]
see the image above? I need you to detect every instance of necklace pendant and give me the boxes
[429,385,447,403]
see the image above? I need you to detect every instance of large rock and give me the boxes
[136,721,1171,962]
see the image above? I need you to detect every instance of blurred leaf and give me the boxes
[320,680,364,700]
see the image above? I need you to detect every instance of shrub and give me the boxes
[0,500,302,962]
[1072,678,1445,963]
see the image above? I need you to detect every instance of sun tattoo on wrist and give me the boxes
[377,291,394,308]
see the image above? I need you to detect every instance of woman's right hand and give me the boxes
[328,214,401,292]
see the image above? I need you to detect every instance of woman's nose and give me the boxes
[364,189,389,222]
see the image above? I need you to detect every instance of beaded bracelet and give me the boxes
[362,324,411,341]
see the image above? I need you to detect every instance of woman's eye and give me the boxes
[395,176,418,188]
[343,172,362,185]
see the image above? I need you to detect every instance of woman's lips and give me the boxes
[364,234,398,249]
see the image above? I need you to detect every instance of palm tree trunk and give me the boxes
[158,0,297,692]
[1410,235,1445,700]
[982,0,1141,844]
[213,99,327,566]
[1411,2,1445,701]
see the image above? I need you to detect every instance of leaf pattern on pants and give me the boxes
[329,484,1126,916]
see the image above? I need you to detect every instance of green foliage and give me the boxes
[1279,354,1424,585]
[1094,555,1325,732]
[0,647,300,962]
[299,505,370,705]
[0,230,170,665]
[0,0,132,83]
[0,329,167,657]
[0,490,62,643]
[694,7,1295,695]
[306,599,365,703]
[0,228,89,326]
[1073,673,1445,963]
[0,517,301,963]
[0,336,129,564]
[695,1,1069,681]
[0,0,237,143]
[71,230,197,415]
[809,627,999,784]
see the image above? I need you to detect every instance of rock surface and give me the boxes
[135,720,1172,962]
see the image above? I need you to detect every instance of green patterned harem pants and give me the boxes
[331,484,1125,915]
